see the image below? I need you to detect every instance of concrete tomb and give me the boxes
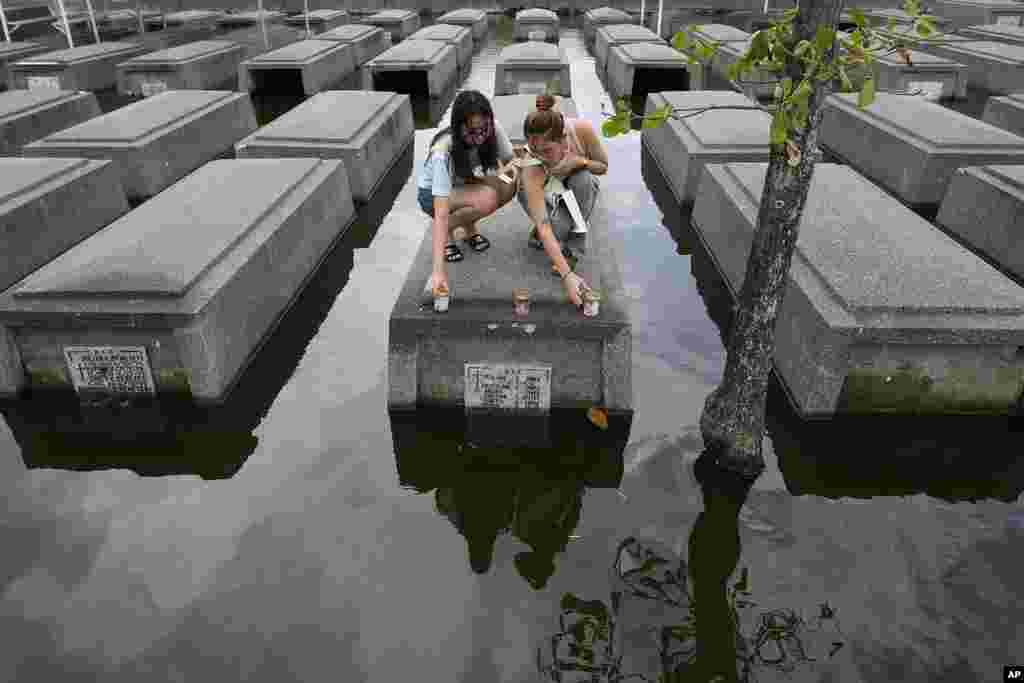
[983,92,1024,136]
[318,24,390,67]
[606,42,699,102]
[836,31,968,101]
[494,41,571,96]
[9,42,147,92]
[409,24,474,71]
[710,38,777,100]
[582,7,634,49]
[931,0,1024,31]
[691,162,1024,416]
[0,89,101,155]
[594,24,663,75]
[363,40,458,99]
[239,39,356,96]
[819,92,1024,210]
[284,10,350,33]
[936,165,1024,285]
[0,158,357,402]
[235,90,413,203]
[362,9,420,43]
[641,90,771,205]
[0,158,129,293]
[22,91,258,202]
[388,195,632,416]
[216,10,283,27]
[514,9,560,43]
[491,94,578,147]
[958,22,1024,46]
[116,40,245,97]
[146,10,223,29]
[435,9,488,44]
[918,40,1024,95]
[0,42,48,90]
[864,8,952,30]
[686,23,752,46]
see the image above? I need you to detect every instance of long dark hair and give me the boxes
[428,90,499,181]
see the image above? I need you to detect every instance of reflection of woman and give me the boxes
[416,90,519,299]
[512,478,584,590]
[435,471,516,575]
[518,94,609,308]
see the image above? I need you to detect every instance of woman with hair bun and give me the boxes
[517,93,609,308]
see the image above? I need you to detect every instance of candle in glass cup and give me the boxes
[434,283,450,313]
[582,287,601,317]
[513,288,530,316]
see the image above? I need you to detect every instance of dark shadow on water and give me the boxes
[641,143,1024,504]
[389,406,630,586]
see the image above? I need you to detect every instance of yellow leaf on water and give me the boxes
[587,406,609,430]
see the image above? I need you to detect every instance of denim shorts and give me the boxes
[418,186,435,218]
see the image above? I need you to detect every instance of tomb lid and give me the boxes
[17,42,143,65]
[516,8,558,21]
[320,24,379,40]
[691,24,751,42]
[588,7,632,20]
[301,9,348,19]
[241,91,403,144]
[0,89,86,122]
[968,164,1024,194]
[411,24,469,41]
[370,39,451,64]
[367,9,416,21]
[720,162,1024,313]
[618,42,687,62]
[500,41,563,62]
[0,158,95,208]
[36,91,241,143]
[931,39,1024,63]
[935,0,1023,7]
[163,10,222,20]
[959,23,1024,41]
[14,158,326,299]
[220,9,281,18]
[437,9,486,21]
[600,24,662,40]
[491,94,578,144]
[658,91,770,146]
[121,40,240,64]
[0,42,45,59]
[826,92,1024,148]
[247,39,344,63]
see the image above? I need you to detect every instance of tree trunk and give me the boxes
[698,0,845,481]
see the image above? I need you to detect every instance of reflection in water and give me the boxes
[641,143,1024,502]
[390,408,630,586]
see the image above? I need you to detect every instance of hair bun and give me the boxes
[535,94,557,111]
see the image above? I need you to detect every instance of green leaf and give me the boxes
[903,0,921,15]
[838,65,853,92]
[815,63,835,82]
[671,31,689,52]
[726,61,741,82]
[887,16,898,30]
[749,29,772,61]
[815,24,835,53]
[783,7,799,20]
[695,42,716,63]
[858,75,876,107]
[734,567,750,592]
[850,7,866,27]
[770,109,788,146]
[792,39,812,59]
[915,16,935,36]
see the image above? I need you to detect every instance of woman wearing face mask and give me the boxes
[517,94,609,308]
[417,89,518,300]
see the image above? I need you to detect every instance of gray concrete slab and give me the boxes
[710,38,775,99]
[582,7,633,48]
[514,8,559,43]
[0,89,101,155]
[819,92,1024,208]
[936,165,1024,284]
[388,193,632,414]
[918,40,1024,94]
[641,90,770,205]
[0,158,357,402]
[0,158,128,295]
[494,40,571,96]
[594,24,663,75]
[363,9,420,43]
[958,22,1024,46]
[239,39,356,96]
[836,30,968,100]
[146,10,223,29]
[216,10,285,27]
[436,9,488,43]
[864,8,953,29]
[409,24,474,70]
[0,42,48,90]
[235,90,413,203]
[9,42,148,92]
[606,42,699,101]
[318,24,389,66]
[116,40,245,97]
[284,10,350,33]
[687,23,752,46]
[931,0,1024,31]
[491,94,578,146]
[691,161,1024,416]
[22,91,258,202]
[983,92,1024,136]
[363,39,458,98]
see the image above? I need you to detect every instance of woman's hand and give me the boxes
[548,150,585,178]
[562,272,587,308]
[429,270,449,299]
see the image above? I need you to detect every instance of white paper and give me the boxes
[464,363,552,412]
[27,75,61,90]
[64,346,157,396]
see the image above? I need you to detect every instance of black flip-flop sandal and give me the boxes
[464,233,491,253]
[445,243,464,262]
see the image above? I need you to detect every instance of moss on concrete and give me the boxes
[157,368,192,394]
[838,364,1024,415]
[27,366,69,387]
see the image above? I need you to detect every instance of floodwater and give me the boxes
[1,13,1023,683]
